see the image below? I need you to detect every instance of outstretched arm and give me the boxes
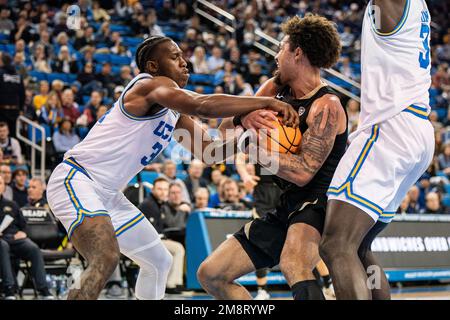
[128,76,298,127]
[250,95,345,186]
[175,114,242,165]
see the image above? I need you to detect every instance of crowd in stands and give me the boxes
[0,0,450,298]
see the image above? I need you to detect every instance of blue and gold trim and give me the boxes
[327,125,384,216]
[369,0,410,37]
[402,105,429,120]
[119,75,169,121]
[63,157,92,180]
[64,168,109,239]
[115,212,146,237]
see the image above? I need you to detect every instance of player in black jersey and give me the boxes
[197,15,347,300]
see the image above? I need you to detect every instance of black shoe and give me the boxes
[38,288,55,300]
[165,287,183,294]
[4,286,17,300]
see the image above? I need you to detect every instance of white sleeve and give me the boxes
[11,138,24,164]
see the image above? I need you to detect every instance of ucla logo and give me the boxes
[66,5,81,30]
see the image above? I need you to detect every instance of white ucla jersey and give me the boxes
[65,73,180,190]
[358,0,431,131]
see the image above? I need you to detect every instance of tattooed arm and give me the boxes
[252,94,346,187]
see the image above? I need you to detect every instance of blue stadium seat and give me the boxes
[47,73,69,84]
[190,74,215,85]
[445,184,450,194]
[111,65,121,75]
[28,71,48,82]
[443,194,450,207]
[202,86,215,94]
[67,74,77,83]
[128,176,138,185]
[141,171,160,184]
[0,34,8,42]
[122,37,142,47]
[78,126,90,139]
[437,171,447,177]
[110,54,131,66]
[176,171,187,180]
[93,53,111,64]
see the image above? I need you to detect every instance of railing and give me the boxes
[194,0,237,35]
[16,116,46,181]
[194,0,361,102]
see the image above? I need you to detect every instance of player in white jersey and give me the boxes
[46,36,298,300]
[320,0,435,299]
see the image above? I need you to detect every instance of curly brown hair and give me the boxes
[281,14,341,69]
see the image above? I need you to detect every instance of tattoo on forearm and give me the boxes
[279,106,339,176]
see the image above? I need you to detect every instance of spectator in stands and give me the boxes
[0,176,53,300]
[147,9,165,37]
[0,165,13,201]
[347,99,360,134]
[216,178,252,211]
[160,160,190,203]
[207,46,225,74]
[52,119,80,161]
[235,74,254,96]
[34,29,54,59]
[397,194,414,214]
[422,191,449,214]
[430,111,443,132]
[207,168,223,197]
[92,0,111,22]
[26,177,48,208]
[11,15,33,43]
[11,168,28,208]
[13,51,28,78]
[138,177,169,222]
[164,182,192,231]
[52,45,78,74]
[79,90,103,129]
[438,142,450,175]
[0,122,23,166]
[32,80,49,111]
[77,62,100,95]
[96,62,116,97]
[61,89,81,123]
[113,85,124,101]
[109,32,130,56]
[194,187,210,210]
[190,46,210,74]
[0,52,25,137]
[407,185,423,212]
[31,44,52,73]
[96,105,109,121]
[39,91,64,131]
[118,66,133,86]
[184,159,208,202]
[0,8,15,37]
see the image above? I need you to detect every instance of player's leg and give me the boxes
[357,221,390,300]
[111,194,173,300]
[68,216,121,299]
[279,222,324,299]
[197,236,256,299]
[47,163,119,300]
[320,200,376,299]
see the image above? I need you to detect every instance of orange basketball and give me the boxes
[261,117,302,154]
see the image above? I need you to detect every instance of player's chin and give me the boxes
[179,74,189,88]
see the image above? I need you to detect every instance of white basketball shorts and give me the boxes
[46,157,146,239]
[327,106,435,223]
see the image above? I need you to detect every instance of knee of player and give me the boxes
[161,248,173,272]
[97,249,121,272]
[197,260,225,288]
[319,236,352,262]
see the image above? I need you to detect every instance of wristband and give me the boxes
[232,115,242,127]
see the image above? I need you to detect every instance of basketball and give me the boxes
[262,117,302,154]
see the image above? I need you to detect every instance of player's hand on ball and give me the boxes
[267,98,299,128]
[242,110,278,131]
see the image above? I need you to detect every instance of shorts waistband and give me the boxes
[63,157,92,180]
[402,105,429,120]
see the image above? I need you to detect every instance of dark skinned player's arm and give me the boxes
[175,114,241,165]
[218,77,281,135]
[127,76,298,127]
[253,95,346,187]
[371,0,407,33]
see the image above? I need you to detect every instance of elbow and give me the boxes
[292,174,313,187]
[196,101,213,118]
